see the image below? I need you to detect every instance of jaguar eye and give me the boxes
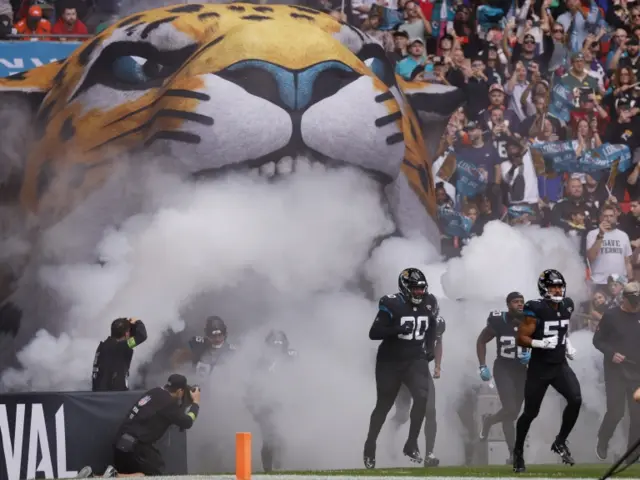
[112,56,168,85]
[70,42,198,100]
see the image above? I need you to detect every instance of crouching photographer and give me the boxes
[92,318,148,392]
[112,374,201,476]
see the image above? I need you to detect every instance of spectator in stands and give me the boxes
[397,0,430,44]
[395,37,430,80]
[589,289,610,328]
[14,5,50,40]
[51,5,87,39]
[606,273,627,307]
[587,204,634,291]
[551,177,598,230]
[0,0,12,39]
[500,136,540,209]
[560,52,601,94]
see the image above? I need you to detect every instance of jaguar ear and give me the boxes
[398,77,466,122]
[0,61,63,93]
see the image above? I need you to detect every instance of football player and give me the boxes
[246,330,297,472]
[512,270,582,473]
[363,268,438,469]
[476,292,530,462]
[171,316,235,379]
[390,314,445,467]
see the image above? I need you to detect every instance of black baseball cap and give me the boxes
[166,374,191,391]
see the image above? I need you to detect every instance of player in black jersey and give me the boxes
[363,268,438,469]
[246,330,297,472]
[512,269,582,473]
[476,292,530,461]
[391,314,445,467]
[171,316,236,379]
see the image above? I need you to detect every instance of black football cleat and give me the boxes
[102,466,117,478]
[403,444,423,464]
[75,466,93,478]
[552,439,575,466]
[513,449,526,473]
[424,452,440,467]
[363,440,376,469]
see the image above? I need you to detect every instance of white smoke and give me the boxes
[0,161,610,471]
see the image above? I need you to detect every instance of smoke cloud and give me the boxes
[0,147,611,472]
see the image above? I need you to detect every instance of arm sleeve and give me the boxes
[162,403,200,430]
[127,320,148,348]
[593,312,614,358]
[369,299,399,340]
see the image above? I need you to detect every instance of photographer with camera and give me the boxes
[92,317,148,392]
[593,282,640,464]
[111,374,200,476]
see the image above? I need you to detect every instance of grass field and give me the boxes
[261,464,640,477]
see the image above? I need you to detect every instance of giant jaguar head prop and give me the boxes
[0,3,464,336]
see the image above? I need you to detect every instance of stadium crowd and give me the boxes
[340,0,640,332]
[3,0,640,333]
[0,0,118,38]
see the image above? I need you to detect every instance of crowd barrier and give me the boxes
[0,40,83,77]
[0,390,188,480]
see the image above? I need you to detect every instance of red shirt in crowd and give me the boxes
[51,18,88,36]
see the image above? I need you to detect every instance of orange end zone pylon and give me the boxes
[236,432,252,480]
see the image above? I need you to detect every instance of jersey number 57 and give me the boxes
[398,316,429,341]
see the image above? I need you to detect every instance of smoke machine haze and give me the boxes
[0,150,611,471]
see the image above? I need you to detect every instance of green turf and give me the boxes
[267,464,640,477]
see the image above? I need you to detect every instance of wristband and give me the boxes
[531,339,544,348]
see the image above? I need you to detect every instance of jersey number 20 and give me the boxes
[500,336,527,359]
[398,316,429,341]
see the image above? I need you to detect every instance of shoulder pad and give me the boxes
[563,298,575,312]
[523,300,541,318]
[378,294,399,314]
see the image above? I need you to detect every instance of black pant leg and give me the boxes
[514,363,552,452]
[550,362,583,442]
[598,363,628,447]
[492,361,526,451]
[424,372,437,454]
[366,361,404,446]
[402,358,430,448]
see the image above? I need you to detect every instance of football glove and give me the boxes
[479,365,492,381]
[519,350,531,364]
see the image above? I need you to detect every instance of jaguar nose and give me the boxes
[216,59,360,111]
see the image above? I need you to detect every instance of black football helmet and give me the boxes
[399,268,428,305]
[205,316,227,348]
[538,269,566,303]
[265,329,290,351]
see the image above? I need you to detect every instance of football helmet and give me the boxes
[538,269,566,303]
[399,268,428,305]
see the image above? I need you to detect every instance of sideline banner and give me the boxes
[0,391,188,479]
[0,41,81,77]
